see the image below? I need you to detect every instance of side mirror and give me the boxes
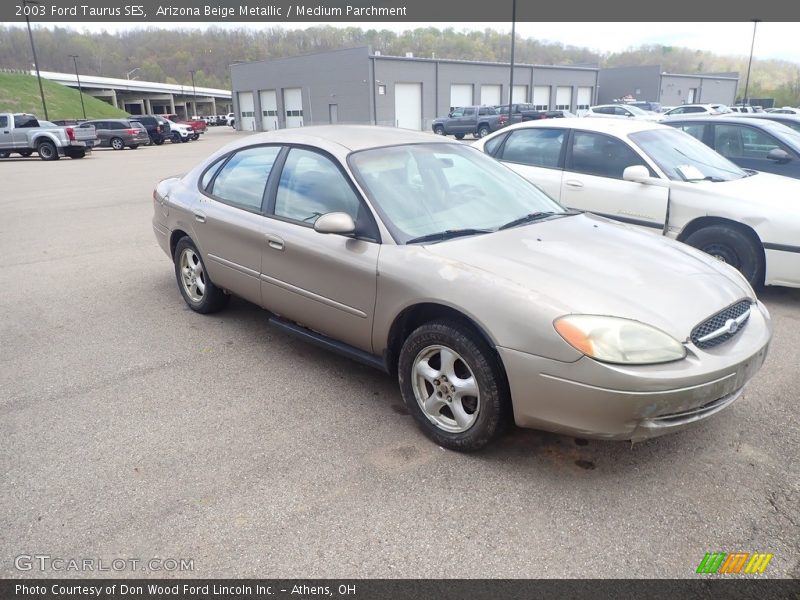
[622,165,652,182]
[767,148,792,163]
[313,212,356,235]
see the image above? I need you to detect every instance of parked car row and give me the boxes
[151,123,777,451]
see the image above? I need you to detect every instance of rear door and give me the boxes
[0,115,10,150]
[560,129,669,231]
[260,147,379,351]
[493,127,567,200]
[197,145,283,306]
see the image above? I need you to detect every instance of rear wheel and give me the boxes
[173,237,230,314]
[110,137,124,150]
[398,320,509,451]
[685,225,763,287]
[37,140,59,161]
[477,124,491,138]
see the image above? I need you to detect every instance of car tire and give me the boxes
[454,134,465,140]
[398,320,509,452]
[110,137,124,151]
[433,125,445,135]
[192,134,199,140]
[67,148,86,159]
[19,151,33,157]
[171,133,181,143]
[37,140,59,161]
[130,145,139,150]
[477,125,491,138]
[154,138,164,146]
[685,225,763,287]
[173,237,230,314]
[0,151,9,158]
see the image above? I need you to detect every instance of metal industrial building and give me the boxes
[230,46,599,132]
[598,65,739,106]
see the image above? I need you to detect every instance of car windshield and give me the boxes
[760,120,800,147]
[629,128,748,182]
[349,143,566,243]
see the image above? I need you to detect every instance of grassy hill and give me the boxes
[0,72,127,120]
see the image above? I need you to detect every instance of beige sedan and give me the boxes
[152,126,771,451]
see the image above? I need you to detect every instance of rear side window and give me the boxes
[14,115,38,128]
[210,146,281,212]
[675,123,706,142]
[483,133,508,157]
[500,128,565,168]
[714,124,783,160]
[568,131,649,179]
[0,116,7,128]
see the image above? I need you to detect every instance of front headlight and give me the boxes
[554,315,686,365]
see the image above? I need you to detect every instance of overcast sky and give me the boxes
[18,22,800,63]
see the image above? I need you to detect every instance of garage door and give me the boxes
[512,85,528,103]
[260,90,278,131]
[238,92,255,131]
[533,86,550,110]
[395,82,422,130]
[283,88,303,128]
[450,84,473,110]
[576,87,593,111]
[481,84,502,106]
[556,87,572,110]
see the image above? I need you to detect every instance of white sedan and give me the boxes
[473,118,800,288]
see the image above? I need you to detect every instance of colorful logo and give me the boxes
[696,552,773,574]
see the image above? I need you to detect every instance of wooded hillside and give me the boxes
[1,26,798,104]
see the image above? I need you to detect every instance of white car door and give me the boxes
[560,129,669,232]
[490,127,566,201]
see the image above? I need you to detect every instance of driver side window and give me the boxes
[274,148,360,225]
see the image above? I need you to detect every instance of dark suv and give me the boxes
[129,115,171,145]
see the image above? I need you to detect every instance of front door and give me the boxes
[260,147,379,351]
[560,129,669,231]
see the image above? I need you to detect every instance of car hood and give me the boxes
[677,171,800,208]
[423,213,753,341]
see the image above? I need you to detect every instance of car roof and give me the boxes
[497,117,664,135]
[233,125,452,152]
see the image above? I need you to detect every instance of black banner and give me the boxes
[3,579,800,600]
[1,0,798,23]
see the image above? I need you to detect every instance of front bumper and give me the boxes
[498,301,772,441]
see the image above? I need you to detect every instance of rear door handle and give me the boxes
[193,211,206,223]
[565,180,584,189]
[266,234,284,251]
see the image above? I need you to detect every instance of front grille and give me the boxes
[690,300,752,349]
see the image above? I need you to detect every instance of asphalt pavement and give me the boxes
[1,127,798,579]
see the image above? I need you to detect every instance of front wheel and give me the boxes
[398,320,509,451]
[433,125,445,135]
[192,134,199,140]
[684,225,763,287]
[173,237,230,314]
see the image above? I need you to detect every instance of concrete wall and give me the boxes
[598,65,662,103]
[231,47,372,130]
[599,65,739,106]
[231,48,599,131]
[659,74,739,105]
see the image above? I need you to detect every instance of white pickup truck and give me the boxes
[0,113,96,160]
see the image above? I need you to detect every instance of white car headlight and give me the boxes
[554,315,686,365]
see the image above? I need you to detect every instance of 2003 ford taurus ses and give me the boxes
[152,126,772,451]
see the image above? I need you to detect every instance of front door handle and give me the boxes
[565,180,584,189]
[193,211,206,223]
[266,234,284,251]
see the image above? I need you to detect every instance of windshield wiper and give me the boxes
[498,211,564,230]
[685,175,727,182]
[405,228,492,244]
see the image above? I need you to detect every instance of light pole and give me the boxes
[69,54,86,120]
[743,20,760,106]
[507,0,517,121]
[190,69,197,117]
[23,0,48,120]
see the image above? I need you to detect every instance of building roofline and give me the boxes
[370,54,598,71]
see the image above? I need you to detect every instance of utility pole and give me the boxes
[743,20,760,106]
[190,70,197,118]
[507,0,516,123]
[23,0,48,120]
[69,55,86,120]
